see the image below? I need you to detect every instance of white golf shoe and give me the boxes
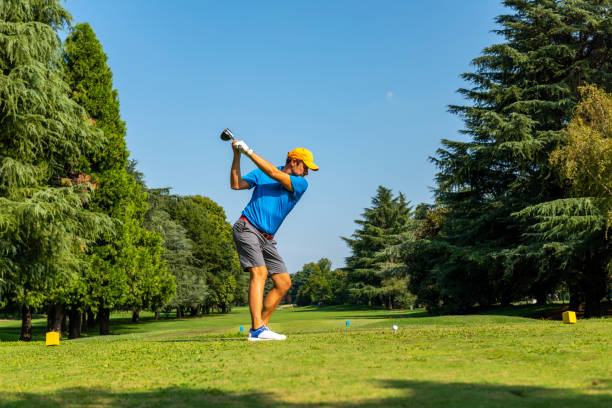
[247,325,286,341]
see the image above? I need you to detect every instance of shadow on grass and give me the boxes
[1,379,610,408]
[0,319,48,342]
[0,312,232,342]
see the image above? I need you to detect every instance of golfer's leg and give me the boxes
[261,273,291,326]
[248,266,268,329]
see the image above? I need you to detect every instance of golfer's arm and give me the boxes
[230,153,250,190]
[248,152,293,192]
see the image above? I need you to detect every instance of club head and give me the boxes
[220,128,235,141]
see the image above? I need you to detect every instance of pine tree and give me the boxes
[342,186,413,306]
[514,85,611,316]
[0,0,112,340]
[417,0,611,314]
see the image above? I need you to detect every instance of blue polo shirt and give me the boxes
[242,167,308,235]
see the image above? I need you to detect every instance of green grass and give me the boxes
[0,306,611,407]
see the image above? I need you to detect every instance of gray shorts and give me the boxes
[232,218,288,275]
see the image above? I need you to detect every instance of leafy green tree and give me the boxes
[145,189,206,318]
[0,0,113,340]
[418,0,611,315]
[342,186,413,306]
[289,263,317,302]
[406,207,451,313]
[295,259,346,306]
[167,195,246,313]
[550,85,612,228]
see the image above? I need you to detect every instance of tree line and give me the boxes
[1,0,610,341]
[0,0,247,341]
[293,0,611,317]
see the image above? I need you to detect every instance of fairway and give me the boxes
[1,307,611,407]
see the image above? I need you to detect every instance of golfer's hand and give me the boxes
[231,140,241,154]
[234,140,253,156]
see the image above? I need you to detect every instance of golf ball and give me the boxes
[392,325,398,331]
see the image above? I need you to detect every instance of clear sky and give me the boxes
[63,0,507,274]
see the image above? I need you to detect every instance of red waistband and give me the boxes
[240,216,274,240]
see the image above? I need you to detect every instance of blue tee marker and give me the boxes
[346,320,350,326]
[240,326,244,332]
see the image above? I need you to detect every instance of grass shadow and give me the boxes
[0,310,238,342]
[1,379,611,408]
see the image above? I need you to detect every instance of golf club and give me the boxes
[220,128,235,142]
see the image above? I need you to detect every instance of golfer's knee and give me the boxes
[249,266,268,281]
[276,278,291,294]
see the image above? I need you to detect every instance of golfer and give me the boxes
[230,139,318,341]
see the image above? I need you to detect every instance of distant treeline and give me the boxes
[0,1,247,341]
[293,0,611,316]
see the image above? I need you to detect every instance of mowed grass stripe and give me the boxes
[0,306,611,407]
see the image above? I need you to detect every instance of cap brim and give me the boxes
[305,161,319,171]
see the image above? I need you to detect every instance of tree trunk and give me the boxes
[583,273,606,318]
[155,311,160,320]
[99,307,110,335]
[387,296,393,310]
[583,254,609,317]
[569,284,582,312]
[535,292,547,306]
[81,311,88,332]
[19,306,32,342]
[131,310,140,323]
[68,310,82,339]
[176,306,184,318]
[190,305,200,317]
[61,313,67,335]
[87,310,96,329]
[46,305,55,332]
[49,304,64,335]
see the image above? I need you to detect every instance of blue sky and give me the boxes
[63,0,507,274]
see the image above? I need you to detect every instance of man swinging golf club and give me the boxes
[228,132,318,341]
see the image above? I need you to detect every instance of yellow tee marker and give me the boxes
[562,311,577,324]
[46,332,60,346]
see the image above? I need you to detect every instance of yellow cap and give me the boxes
[287,148,319,171]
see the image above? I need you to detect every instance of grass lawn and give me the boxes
[0,305,611,407]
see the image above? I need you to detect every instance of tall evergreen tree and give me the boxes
[62,23,174,334]
[342,186,413,306]
[0,0,112,340]
[415,0,611,315]
[514,85,611,316]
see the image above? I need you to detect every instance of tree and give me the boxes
[167,195,246,313]
[145,189,206,318]
[288,262,317,302]
[342,186,413,306]
[0,0,112,340]
[142,189,244,315]
[512,85,612,316]
[62,23,174,334]
[419,0,611,314]
[295,259,346,306]
[550,84,612,228]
